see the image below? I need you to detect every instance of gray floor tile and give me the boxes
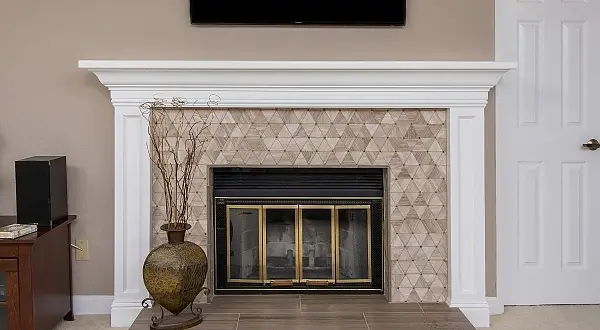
[364,312,433,330]
[300,294,422,313]
[238,312,367,330]
[130,311,239,330]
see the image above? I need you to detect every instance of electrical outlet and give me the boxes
[75,239,89,261]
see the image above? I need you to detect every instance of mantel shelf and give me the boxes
[79,60,517,108]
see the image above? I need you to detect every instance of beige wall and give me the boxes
[0,0,495,296]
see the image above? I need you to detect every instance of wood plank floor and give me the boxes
[130,295,475,330]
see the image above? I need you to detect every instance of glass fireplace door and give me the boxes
[299,206,335,283]
[335,206,372,283]
[223,203,375,288]
[262,206,299,283]
[226,205,262,283]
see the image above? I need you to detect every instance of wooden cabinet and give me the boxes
[0,215,75,330]
[0,258,20,329]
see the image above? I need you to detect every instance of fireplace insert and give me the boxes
[212,167,384,294]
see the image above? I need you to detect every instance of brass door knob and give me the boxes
[583,138,600,150]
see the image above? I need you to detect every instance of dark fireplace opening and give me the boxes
[212,167,385,294]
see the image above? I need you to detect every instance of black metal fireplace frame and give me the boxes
[211,167,386,295]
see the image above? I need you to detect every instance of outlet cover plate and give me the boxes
[75,239,89,261]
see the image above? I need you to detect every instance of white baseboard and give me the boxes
[72,295,143,327]
[487,297,505,315]
[449,301,490,328]
[110,299,144,327]
[461,307,490,328]
[73,295,114,315]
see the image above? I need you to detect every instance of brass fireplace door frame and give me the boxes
[225,204,372,285]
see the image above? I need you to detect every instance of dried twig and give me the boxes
[140,96,215,229]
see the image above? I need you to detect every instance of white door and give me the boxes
[497,0,600,305]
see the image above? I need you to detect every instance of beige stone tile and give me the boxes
[151,108,450,303]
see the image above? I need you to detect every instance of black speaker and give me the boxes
[15,156,68,226]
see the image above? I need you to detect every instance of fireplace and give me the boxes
[212,167,384,293]
[79,59,516,328]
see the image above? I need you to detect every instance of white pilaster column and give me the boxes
[110,104,152,327]
[448,106,489,327]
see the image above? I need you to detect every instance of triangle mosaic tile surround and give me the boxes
[151,108,448,303]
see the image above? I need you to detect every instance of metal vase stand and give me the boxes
[141,287,211,330]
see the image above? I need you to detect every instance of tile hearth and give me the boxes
[130,295,475,330]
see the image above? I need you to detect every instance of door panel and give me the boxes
[299,206,335,283]
[226,206,262,283]
[498,0,600,304]
[336,206,372,283]
[561,162,586,269]
[263,206,298,283]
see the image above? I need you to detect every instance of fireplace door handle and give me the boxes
[583,138,600,151]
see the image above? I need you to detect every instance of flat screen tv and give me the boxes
[190,0,406,26]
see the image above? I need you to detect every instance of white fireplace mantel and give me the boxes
[79,60,516,328]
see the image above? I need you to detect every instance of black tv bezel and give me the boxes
[189,0,406,27]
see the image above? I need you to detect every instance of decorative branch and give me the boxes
[140,96,217,229]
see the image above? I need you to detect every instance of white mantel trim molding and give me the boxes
[79,60,516,328]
